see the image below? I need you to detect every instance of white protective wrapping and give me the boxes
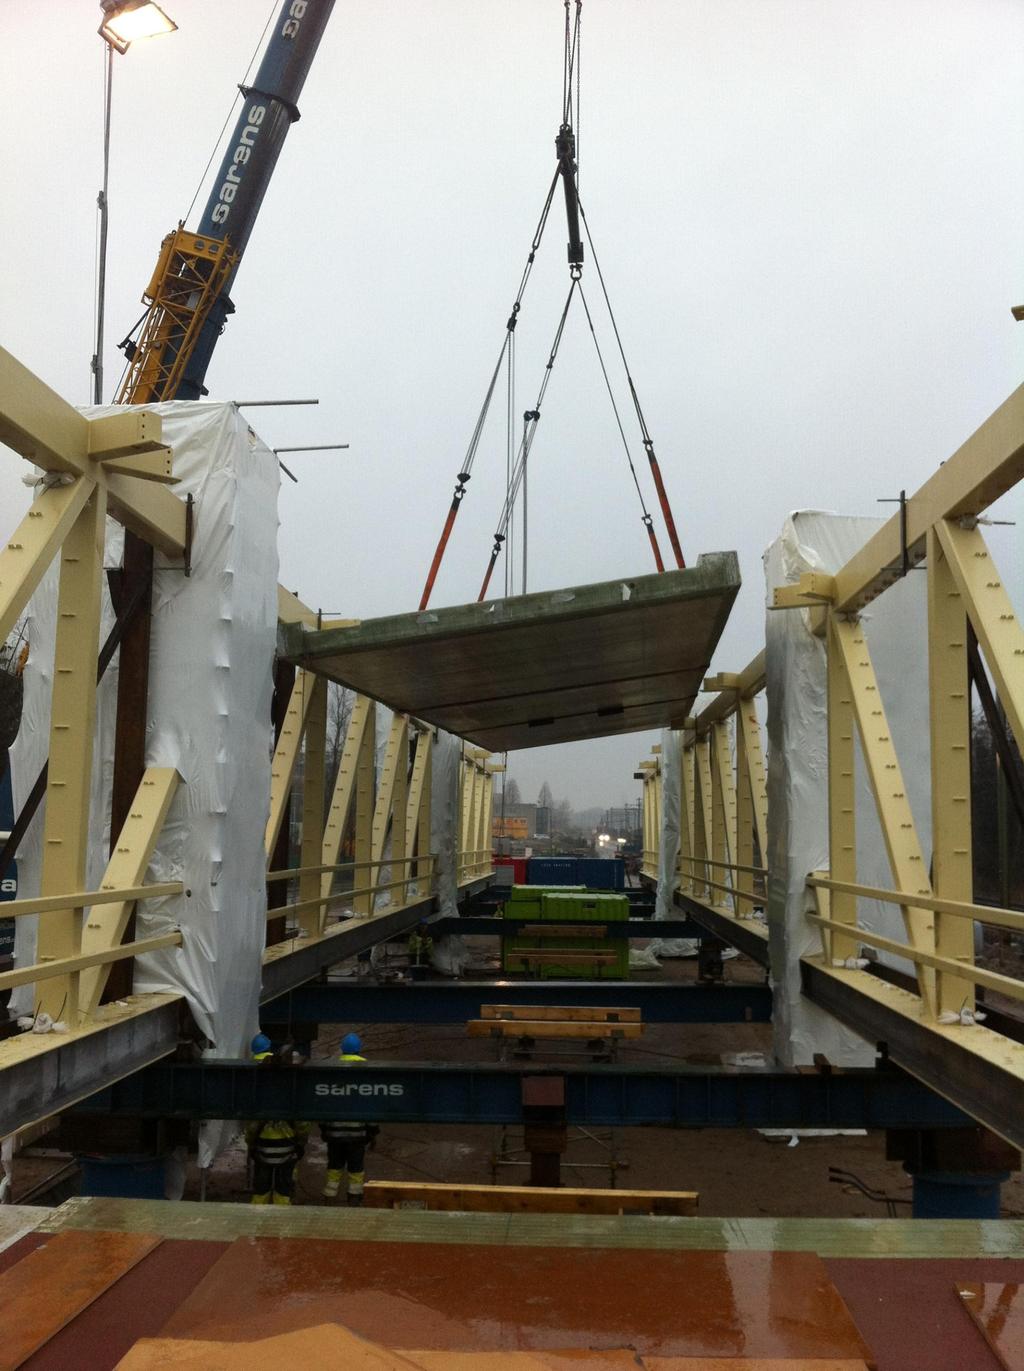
[428,729,469,974]
[10,403,278,1089]
[765,511,930,1067]
[649,727,698,958]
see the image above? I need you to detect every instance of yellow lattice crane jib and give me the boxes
[115,225,238,406]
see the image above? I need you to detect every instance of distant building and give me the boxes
[492,801,550,843]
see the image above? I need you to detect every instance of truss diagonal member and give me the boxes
[738,701,768,862]
[347,697,377,918]
[0,478,93,642]
[320,695,373,903]
[935,518,1024,752]
[370,714,409,888]
[735,703,765,917]
[298,675,328,935]
[265,669,318,859]
[829,615,937,1014]
[404,727,433,889]
[710,721,736,905]
[79,767,181,1017]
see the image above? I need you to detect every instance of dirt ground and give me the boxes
[180,944,1024,1220]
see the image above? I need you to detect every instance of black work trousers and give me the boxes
[326,1138,366,1175]
[252,1157,296,1199]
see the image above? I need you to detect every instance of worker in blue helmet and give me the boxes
[320,1031,379,1204]
[246,1035,309,1205]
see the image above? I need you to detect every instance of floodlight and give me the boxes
[99,1,177,54]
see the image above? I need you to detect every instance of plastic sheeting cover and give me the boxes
[765,511,930,1068]
[10,404,278,1081]
[428,730,469,974]
[650,727,698,958]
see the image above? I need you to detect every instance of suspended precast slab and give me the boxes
[280,553,740,751]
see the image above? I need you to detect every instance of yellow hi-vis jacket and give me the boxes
[245,1119,310,1165]
[321,1053,371,1142]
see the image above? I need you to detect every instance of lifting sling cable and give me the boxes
[504,329,517,597]
[578,197,686,568]
[419,3,577,611]
[481,0,663,594]
[478,279,578,602]
[417,171,560,611]
[577,282,665,573]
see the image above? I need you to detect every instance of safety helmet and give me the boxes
[251,1032,272,1056]
[341,1032,363,1055]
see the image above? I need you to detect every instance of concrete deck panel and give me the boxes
[280,556,740,750]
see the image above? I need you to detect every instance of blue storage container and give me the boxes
[526,857,579,885]
[576,858,625,890]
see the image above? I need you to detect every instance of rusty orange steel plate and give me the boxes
[0,1228,161,1368]
[119,1329,871,1370]
[159,1238,872,1362]
[959,1283,1024,1371]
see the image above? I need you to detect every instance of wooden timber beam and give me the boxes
[363,1180,697,1216]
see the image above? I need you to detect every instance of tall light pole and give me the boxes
[93,2,177,405]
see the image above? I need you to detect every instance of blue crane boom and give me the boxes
[117,0,335,404]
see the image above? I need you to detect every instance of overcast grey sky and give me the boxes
[2,0,1023,809]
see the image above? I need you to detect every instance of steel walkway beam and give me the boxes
[260,875,496,1004]
[674,890,771,967]
[1,995,181,1139]
[802,957,1024,1152]
[74,1060,973,1129]
[261,979,772,1025]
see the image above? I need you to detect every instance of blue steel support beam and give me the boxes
[261,980,771,1025]
[75,1061,973,1129]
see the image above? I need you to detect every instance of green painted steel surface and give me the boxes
[39,1198,1024,1258]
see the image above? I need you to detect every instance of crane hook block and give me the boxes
[555,123,585,268]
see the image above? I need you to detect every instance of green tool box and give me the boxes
[540,892,629,922]
[502,884,584,922]
[501,888,629,977]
